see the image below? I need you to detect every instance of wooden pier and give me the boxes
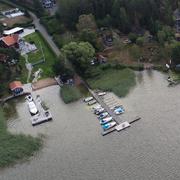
[101,117,141,136]
[30,95,52,126]
[89,89,121,125]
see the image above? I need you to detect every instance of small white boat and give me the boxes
[98,112,108,119]
[88,100,97,106]
[28,101,38,115]
[94,107,105,115]
[84,96,94,102]
[102,121,116,130]
[100,117,113,125]
[92,104,101,110]
[98,92,106,96]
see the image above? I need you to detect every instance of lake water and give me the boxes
[2,70,180,180]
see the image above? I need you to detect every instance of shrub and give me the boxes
[60,85,81,104]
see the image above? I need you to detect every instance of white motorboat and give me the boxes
[28,101,38,115]
[94,107,105,115]
[102,121,116,131]
[98,112,109,119]
[98,92,106,96]
[84,96,94,102]
[99,117,113,125]
[92,104,101,110]
[88,100,97,106]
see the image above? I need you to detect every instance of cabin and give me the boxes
[9,81,23,95]
[3,27,24,36]
[0,34,19,48]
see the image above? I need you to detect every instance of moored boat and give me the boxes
[94,107,105,115]
[114,106,125,115]
[102,121,116,131]
[98,92,106,96]
[88,100,97,106]
[100,116,113,125]
[98,112,108,119]
[28,101,38,115]
[84,96,94,102]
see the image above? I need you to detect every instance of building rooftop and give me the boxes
[1,34,19,46]
[9,81,23,91]
[3,27,23,36]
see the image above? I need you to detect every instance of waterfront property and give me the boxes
[9,81,23,95]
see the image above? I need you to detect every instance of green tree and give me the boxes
[128,33,138,43]
[136,37,144,46]
[62,42,95,75]
[33,0,44,17]
[79,29,97,49]
[157,30,166,46]
[171,42,180,65]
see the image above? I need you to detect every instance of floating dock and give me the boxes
[31,111,52,126]
[28,95,53,126]
[101,117,141,136]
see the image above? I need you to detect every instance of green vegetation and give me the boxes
[60,85,82,104]
[87,68,136,97]
[62,41,95,76]
[0,1,12,11]
[0,108,42,167]
[25,31,57,77]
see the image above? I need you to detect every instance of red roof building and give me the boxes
[0,34,19,48]
[9,81,23,95]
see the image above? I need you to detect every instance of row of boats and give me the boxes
[84,94,125,131]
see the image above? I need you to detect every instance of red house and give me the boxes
[0,34,19,48]
[9,81,23,95]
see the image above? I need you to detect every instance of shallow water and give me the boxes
[2,70,180,180]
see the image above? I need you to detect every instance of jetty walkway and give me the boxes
[89,89,121,125]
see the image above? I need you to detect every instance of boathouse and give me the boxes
[9,81,23,95]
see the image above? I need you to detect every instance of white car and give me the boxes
[28,101,38,115]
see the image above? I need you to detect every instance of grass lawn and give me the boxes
[0,108,42,167]
[60,85,82,104]
[87,68,136,97]
[24,32,57,78]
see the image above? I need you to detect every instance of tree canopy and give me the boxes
[62,42,95,75]
[58,0,178,34]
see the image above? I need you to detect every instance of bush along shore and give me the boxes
[60,85,82,104]
[87,68,136,97]
[0,108,42,168]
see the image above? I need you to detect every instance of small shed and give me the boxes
[9,81,23,95]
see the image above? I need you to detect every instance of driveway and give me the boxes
[29,11,60,57]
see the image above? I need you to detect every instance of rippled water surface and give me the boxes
[2,70,180,180]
